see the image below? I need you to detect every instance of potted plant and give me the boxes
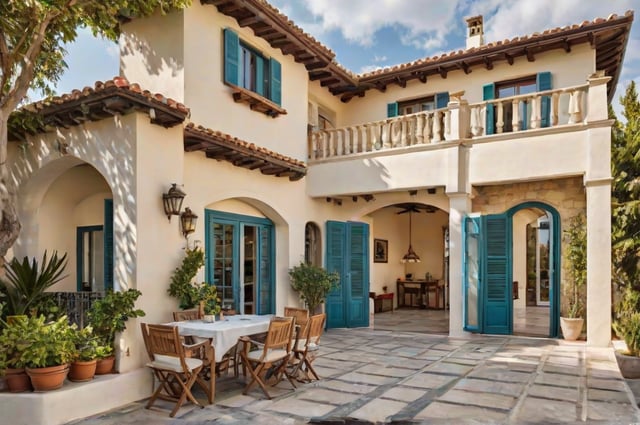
[68,326,103,382]
[0,316,32,392]
[613,288,640,378]
[289,262,340,314]
[0,251,67,321]
[560,213,586,341]
[19,315,76,391]
[87,289,145,374]
[168,248,206,310]
[199,283,221,322]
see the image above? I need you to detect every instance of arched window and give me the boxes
[304,222,321,266]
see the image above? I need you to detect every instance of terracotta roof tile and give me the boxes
[357,11,633,79]
[27,76,189,115]
[185,122,306,169]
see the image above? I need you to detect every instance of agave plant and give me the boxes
[0,251,68,318]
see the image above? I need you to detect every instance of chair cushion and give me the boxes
[293,338,306,351]
[247,349,288,363]
[148,354,203,372]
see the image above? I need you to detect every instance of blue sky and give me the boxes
[49,0,639,112]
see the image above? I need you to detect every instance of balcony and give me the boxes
[308,77,608,163]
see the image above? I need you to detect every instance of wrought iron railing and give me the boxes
[51,291,104,328]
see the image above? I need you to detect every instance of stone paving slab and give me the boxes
[64,328,640,425]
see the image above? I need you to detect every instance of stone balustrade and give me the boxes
[308,83,591,162]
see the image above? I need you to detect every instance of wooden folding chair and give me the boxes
[140,323,214,417]
[173,309,201,321]
[288,313,326,383]
[238,316,296,399]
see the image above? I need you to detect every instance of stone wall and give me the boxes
[472,176,586,316]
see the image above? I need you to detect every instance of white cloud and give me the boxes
[272,0,459,50]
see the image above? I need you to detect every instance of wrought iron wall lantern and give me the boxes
[180,207,198,238]
[162,183,186,221]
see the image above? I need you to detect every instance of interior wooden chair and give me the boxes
[140,323,214,417]
[238,316,297,399]
[173,309,201,321]
[288,313,326,383]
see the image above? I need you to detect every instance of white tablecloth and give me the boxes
[168,314,272,362]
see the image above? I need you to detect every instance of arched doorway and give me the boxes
[463,202,560,337]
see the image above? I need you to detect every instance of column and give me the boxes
[448,192,472,338]
[585,179,612,347]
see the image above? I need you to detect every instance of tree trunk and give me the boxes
[0,109,21,265]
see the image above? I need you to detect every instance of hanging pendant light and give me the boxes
[401,210,421,263]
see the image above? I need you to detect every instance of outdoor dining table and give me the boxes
[168,314,272,362]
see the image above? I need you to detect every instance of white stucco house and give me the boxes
[2,1,634,422]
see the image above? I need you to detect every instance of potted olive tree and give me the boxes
[560,213,586,341]
[289,262,339,314]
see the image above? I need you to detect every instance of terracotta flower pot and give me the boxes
[69,360,97,382]
[560,317,584,341]
[95,356,115,375]
[4,368,32,392]
[26,364,69,391]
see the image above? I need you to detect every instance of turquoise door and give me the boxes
[482,214,512,335]
[325,221,370,328]
[463,213,512,335]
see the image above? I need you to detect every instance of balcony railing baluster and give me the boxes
[307,83,590,161]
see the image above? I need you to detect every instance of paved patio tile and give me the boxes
[527,383,579,402]
[267,398,335,418]
[515,397,577,423]
[427,361,474,375]
[348,398,407,422]
[379,386,426,402]
[295,388,360,405]
[415,401,508,421]
[534,372,580,387]
[316,379,377,395]
[467,367,531,383]
[356,364,415,377]
[588,377,629,392]
[587,400,640,422]
[439,389,517,410]
[402,372,458,389]
[588,388,635,403]
[452,377,525,397]
[543,364,582,375]
[337,371,398,386]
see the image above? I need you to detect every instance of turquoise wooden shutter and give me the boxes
[435,92,450,109]
[224,28,240,86]
[269,57,281,105]
[537,72,552,128]
[326,221,346,328]
[482,214,511,335]
[347,222,369,328]
[483,83,495,135]
[463,215,482,332]
[257,225,274,314]
[255,56,265,97]
[104,199,114,290]
[387,102,398,118]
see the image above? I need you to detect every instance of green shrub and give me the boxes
[88,289,145,351]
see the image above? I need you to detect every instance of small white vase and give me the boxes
[203,314,215,323]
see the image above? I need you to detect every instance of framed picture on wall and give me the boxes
[374,238,388,263]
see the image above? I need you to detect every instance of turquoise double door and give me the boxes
[325,221,370,329]
[463,209,560,337]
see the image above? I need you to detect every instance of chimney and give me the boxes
[465,15,484,49]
